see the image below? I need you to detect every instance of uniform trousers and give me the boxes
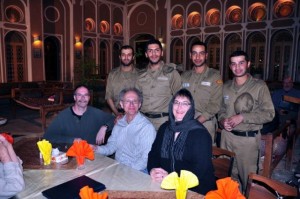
[147,116,168,131]
[202,117,217,145]
[221,130,261,192]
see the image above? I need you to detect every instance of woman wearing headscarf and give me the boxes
[147,88,216,195]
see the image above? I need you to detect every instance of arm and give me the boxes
[0,141,24,197]
[170,70,182,95]
[95,126,118,156]
[199,76,223,122]
[131,124,156,171]
[241,84,275,124]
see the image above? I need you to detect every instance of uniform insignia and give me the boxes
[182,83,190,88]
[224,95,229,100]
[158,76,168,80]
[201,81,211,86]
[216,79,223,85]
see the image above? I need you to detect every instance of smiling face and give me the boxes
[172,96,191,122]
[73,86,90,108]
[145,44,163,65]
[120,48,134,67]
[190,44,208,67]
[229,55,250,77]
[120,90,141,117]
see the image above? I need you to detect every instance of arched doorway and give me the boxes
[224,33,242,80]
[170,38,183,65]
[113,42,121,68]
[206,35,221,70]
[99,40,110,78]
[5,31,26,82]
[130,34,154,69]
[84,38,95,61]
[44,36,61,81]
[247,32,266,79]
[269,30,293,81]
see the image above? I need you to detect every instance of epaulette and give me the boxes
[162,63,176,74]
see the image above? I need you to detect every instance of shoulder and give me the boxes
[189,127,212,142]
[250,77,267,87]
[181,70,193,78]
[162,63,177,74]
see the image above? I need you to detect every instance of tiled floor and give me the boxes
[1,99,299,194]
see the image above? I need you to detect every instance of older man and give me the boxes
[94,88,156,172]
[44,84,114,145]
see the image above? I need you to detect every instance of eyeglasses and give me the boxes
[173,100,191,108]
[122,100,139,105]
[75,93,90,98]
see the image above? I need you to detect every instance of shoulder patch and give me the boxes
[216,79,223,85]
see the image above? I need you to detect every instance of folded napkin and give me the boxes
[66,140,94,164]
[79,186,108,199]
[161,170,199,199]
[0,133,14,144]
[205,177,245,199]
[37,139,52,165]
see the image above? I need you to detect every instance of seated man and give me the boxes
[93,88,156,172]
[272,77,300,125]
[44,84,114,145]
[0,135,25,198]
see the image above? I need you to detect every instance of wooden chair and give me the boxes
[212,146,235,179]
[246,173,298,199]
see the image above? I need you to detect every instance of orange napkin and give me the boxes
[66,140,94,164]
[0,133,14,144]
[205,177,245,199]
[79,186,108,199]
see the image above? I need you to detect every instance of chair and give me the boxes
[246,173,298,199]
[212,146,235,179]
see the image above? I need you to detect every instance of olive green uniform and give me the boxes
[136,61,181,130]
[218,75,275,192]
[181,67,223,142]
[105,66,139,109]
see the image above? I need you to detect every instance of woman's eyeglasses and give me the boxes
[173,100,191,108]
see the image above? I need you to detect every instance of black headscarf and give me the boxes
[161,89,205,160]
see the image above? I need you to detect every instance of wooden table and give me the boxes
[14,137,204,199]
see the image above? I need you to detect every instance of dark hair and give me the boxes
[73,84,90,96]
[119,87,143,104]
[145,39,162,51]
[229,50,250,62]
[172,88,194,106]
[190,41,207,52]
[120,45,134,56]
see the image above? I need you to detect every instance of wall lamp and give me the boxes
[74,36,82,59]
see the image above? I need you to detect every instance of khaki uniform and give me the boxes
[218,75,275,192]
[136,61,181,130]
[105,66,139,109]
[181,67,223,141]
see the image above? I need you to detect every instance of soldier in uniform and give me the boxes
[105,45,139,118]
[218,50,274,192]
[136,39,181,130]
[181,41,223,143]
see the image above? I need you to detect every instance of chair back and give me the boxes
[212,146,235,179]
[246,173,298,199]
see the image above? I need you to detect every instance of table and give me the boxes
[14,137,204,199]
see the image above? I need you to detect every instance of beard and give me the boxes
[121,59,134,67]
[193,59,206,68]
[149,57,161,65]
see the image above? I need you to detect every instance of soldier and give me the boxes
[218,50,274,192]
[181,41,223,143]
[105,45,139,118]
[136,39,181,130]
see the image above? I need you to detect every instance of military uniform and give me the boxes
[105,66,139,110]
[218,75,275,192]
[181,67,223,142]
[136,61,181,130]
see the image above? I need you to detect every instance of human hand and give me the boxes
[227,114,244,128]
[0,142,11,163]
[0,135,11,148]
[89,144,98,152]
[95,126,107,145]
[220,119,233,132]
[150,168,169,183]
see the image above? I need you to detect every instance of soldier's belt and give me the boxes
[231,130,258,137]
[143,112,168,118]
